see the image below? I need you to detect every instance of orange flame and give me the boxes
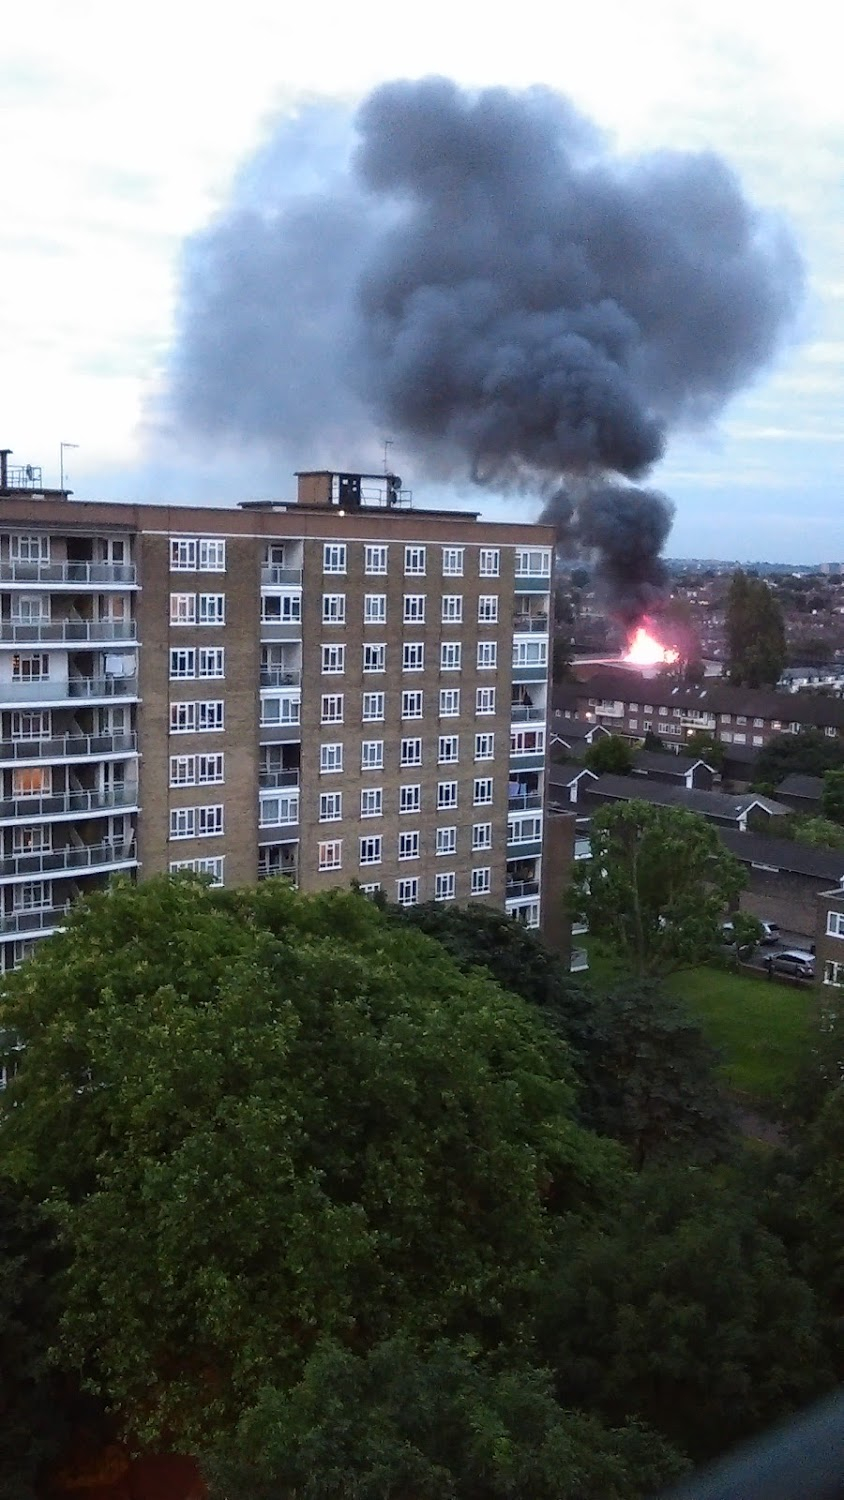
[624,625,680,667]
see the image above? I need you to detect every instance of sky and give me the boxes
[1,0,842,561]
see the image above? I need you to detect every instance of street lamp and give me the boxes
[60,442,79,492]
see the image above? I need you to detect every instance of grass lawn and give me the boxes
[584,939,815,1106]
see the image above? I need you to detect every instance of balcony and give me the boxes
[0,732,137,765]
[513,614,549,633]
[260,619,302,642]
[261,565,303,587]
[507,791,542,811]
[258,769,300,789]
[260,668,302,688]
[0,786,138,823]
[258,791,300,829]
[511,662,548,683]
[0,905,69,937]
[512,573,551,593]
[0,561,137,587]
[0,842,137,880]
[510,705,545,722]
[0,677,138,705]
[505,879,540,900]
[0,620,137,645]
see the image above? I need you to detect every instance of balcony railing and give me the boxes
[0,786,138,821]
[505,879,540,900]
[508,791,542,811]
[260,668,302,688]
[0,620,137,644]
[0,677,138,704]
[0,561,136,586]
[258,769,300,789]
[0,842,136,879]
[0,731,137,763]
[258,859,299,882]
[510,705,545,722]
[261,565,303,587]
[513,614,549,632]
[0,905,69,936]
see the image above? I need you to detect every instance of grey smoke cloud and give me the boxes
[165,77,803,617]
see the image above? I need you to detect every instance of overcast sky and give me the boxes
[2,0,842,561]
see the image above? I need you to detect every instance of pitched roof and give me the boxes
[547,762,599,787]
[631,750,714,777]
[582,773,789,821]
[550,714,609,743]
[719,828,844,881]
[561,670,844,730]
[776,773,825,801]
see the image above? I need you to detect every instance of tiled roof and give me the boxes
[559,671,844,730]
[719,828,844,881]
[582,773,789,821]
[776,773,825,800]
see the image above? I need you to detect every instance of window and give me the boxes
[261,592,301,624]
[363,691,385,722]
[478,595,499,623]
[436,826,457,856]
[359,882,382,896]
[169,593,195,625]
[823,960,844,986]
[260,695,300,727]
[198,538,226,572]
[14,880,53,912]
[198,701,224,732]
[323,543,347,575]
[169,753,224,786]
[365,544,388,575]
[472,822,492,851]
[737,715,747,726]
[514,547,551,577]
[170,648,196,679]
[320,791,342,822]
[169,856,225,886]
[435,871,456,901]
[259,791,299,827]
[170,538,197,571]
[510,726,545,756]
[11,534,50,564]
[827,911,844,939]
[361,740,384,771]
[442,547,464,577]
[198,804,224,836]
[322,593,346,624]
[437,780,458,810]
[320,694,344,724]
[399,830,420,860]
[438,734,459,764]
[404,545,426,576]
[13,822,52,852]
[403,594,426,623]
[169,804,224,840]
[511,640,546,667]
[12,767,51,797]
[318,839,343,870]
[479,548,500,578]
[721,714,732,724]
[396,877,419,907]
[441,642,462,671]
[198,647,225,678]
[476,686,496,715]
[399,784,420,814]
[474,777,494,805]
[361,787,383,818]
[477,641,497,670]
[363,643,386,673]
[320,742,344,773]
[169,700,224,733]
[471,867,491,895]
[753,717,764,729]
[403,642,425,672]
[359,835,382,866]
[11,711,50,740]
[508,812,541,842]
[439,688,460,717]
[400,737,422,767]
[475,732,495,760]
[364,594,386,624]
[198,594,225,626]
[322,644,346,674]
[442,595,463,623]
[402,690,423,720]
[659,706,668,717]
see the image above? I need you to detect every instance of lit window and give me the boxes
[398,830,420,860]
[323,544,347,575]
[435,871,456,901]
[442,547,464,577]
[440,642,462,671]
[320,742,344,773]
[321,694,344,724]
[365,545,388,575]
[479,549,500,578]
[361,787,383,818]
[403,642,425,672]
[436,826,457,856]
[364,594,387,624]
[362,691,385,722]
[471,867,491,895]
[322,644,346,674]
[318,839,343,870]
[359,835,382,866]
[442,595,463,623]
[404,546,426,576]
[402,690,423,720]
[12,767,51,798]
[399,784,420,814]
[437,780,458,810]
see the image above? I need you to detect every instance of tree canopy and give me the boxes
[584,734,633,775]
[726,570,787,687]
[0,876,613,1449]
[755,729,844,786]
[571,801,745,976]
[822,768,844,825]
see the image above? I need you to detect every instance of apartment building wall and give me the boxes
[816,885,844,989]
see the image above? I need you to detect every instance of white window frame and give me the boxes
[399,784,421,815]
[398,830,420,861]
[439,688,460,717]
[475,732,495,760]
[198,593,225,626]
[438,734,459,764]
[442,547,464,577]
[441,595,463,623]
[472,822,492,851]
[364,544,388,575]
[400,737,423,767]
[320,791,343,822]
[198,647,225,678]
[323,543,347,575]
[319,742,344,774]
[404,545,426,577]
[474,777,494,806]
[198,538,226,572]
[471,867,492,895]
[403,594,426,624]
[435,871,456,902]
[363,643,386,674]
[479,548,500,578]
[364,594,387,624]
[361,740,384,771]
[170,648,196,679]
[827,911,844,939]
[359,835,383,867]
[361,787,383,818]
[440,642,462,672]
[321,644,346,675]
[477,641,498,670]
[437,780,458,810]
[170,538,197,571]
[362,691,385,722]
[436,826,457,856]
[321,694,344,724]
[169,592,196,626]
[401,690,423,720]
[478,595,499,623]
[322,593,346,625]
[476,686,496,715]
[396,877,419,907]
[403,642,425,672]
[318,839,343,870]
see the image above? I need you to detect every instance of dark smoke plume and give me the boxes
[166,78,802,618]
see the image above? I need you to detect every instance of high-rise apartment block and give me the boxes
[0,458,557,971]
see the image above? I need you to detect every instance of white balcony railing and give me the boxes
[0,677,138,704]
[260,668,302,688]
[0,787,138,821]
[0,561,136,586]
[261,565,303,587]
[0,905,70,936]
[0,842,136,879]
[0,731,137,763]
[0,620,137,644]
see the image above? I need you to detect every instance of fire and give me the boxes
[624,624,680,667]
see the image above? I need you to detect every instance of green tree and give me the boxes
[552,634,574,685]
[571,802,746,977]
[782,814,844,851]
[726,570,787,687]
[0,876,614,1448]
[755,729,844,786]
[584,734,633,775]
[642,729,665,753]
[203,1338,686,1500]
[683,730,724,771]
[822,768,844,826]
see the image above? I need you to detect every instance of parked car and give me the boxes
[767,949,815,981]
[722,919,780,947]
